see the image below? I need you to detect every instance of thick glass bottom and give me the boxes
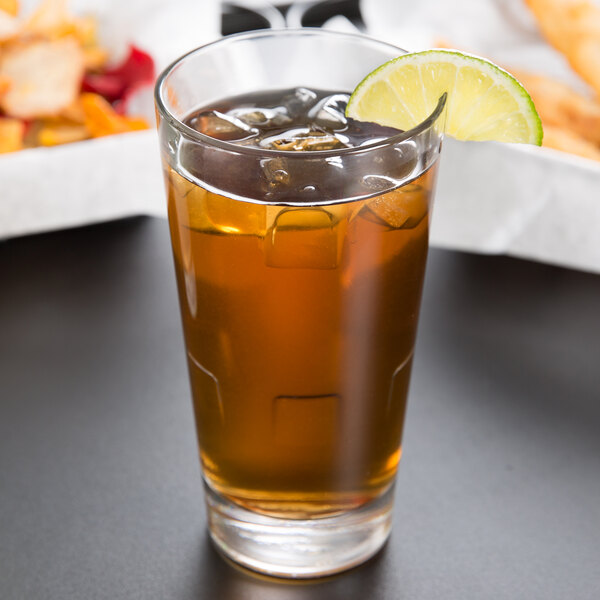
[205,481,394,579]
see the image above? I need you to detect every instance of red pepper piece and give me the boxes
[82,45,155,105]
[82,73,123,101]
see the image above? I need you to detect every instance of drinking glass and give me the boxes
[155,29,445,578]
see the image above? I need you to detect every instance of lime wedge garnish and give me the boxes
[346,49,542,145]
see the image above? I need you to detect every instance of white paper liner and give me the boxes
[434,138,600,273]
[0,131,165,237]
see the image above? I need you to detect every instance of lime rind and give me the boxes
[346,49,543,146]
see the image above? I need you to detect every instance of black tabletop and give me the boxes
[1,217,599,599]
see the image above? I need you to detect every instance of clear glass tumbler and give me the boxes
[155,29,445,578]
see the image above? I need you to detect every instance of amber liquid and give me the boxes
[167,165,435,518]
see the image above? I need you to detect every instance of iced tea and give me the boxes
[166,88,436,518]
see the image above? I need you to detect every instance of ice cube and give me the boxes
[357,140,420,197]
[188,110,258,141]
[169,166,267,235]
[203,194,268,236]
[260,127,349,151]
[264,207,345,269]
[229,107,293,129]
[362,183,429,230]
[308,93,349,131]
[280,87,318,118]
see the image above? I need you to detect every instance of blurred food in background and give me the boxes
[0,0,154,154]
[509,69,600,161]
[517,0,600,160]
[524,0,600,96]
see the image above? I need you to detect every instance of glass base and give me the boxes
[205,482,394,579]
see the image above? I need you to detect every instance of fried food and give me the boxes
[0,0,18,17]
[81,92,148,137]
[511,69,600,146]
[82,45,108,70]
[0,0,153,152]
[21,0,71,37]
[0,37,85,118]
[0,73,9,93]
[541,124,600,160]
[38,122,88,146]
[0,116,24,152]
[0,8,18,41]
[514,68,600,161]
[524,0,600,97]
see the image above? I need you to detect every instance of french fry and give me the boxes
[0,0,18,17]
[59,97,86,124]
[83,46,108,70]
[71,15,97,47]
[0,116,25,153]
[0,74,10,94]
[123,116,150,131]
[38,123,89,146]
[80,92,149,137]
[21,0,70,37]
[510,69,600,146]
[0,37,85,118]
[524,0,600,97]
[542,124,600,161]
[81,91,129,136]
[0,6,19,41]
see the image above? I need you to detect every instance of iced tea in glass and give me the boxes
[155,30,445,578]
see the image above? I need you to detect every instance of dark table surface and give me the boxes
[1,216,599,600]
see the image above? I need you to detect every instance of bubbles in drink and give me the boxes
[261,156,291,189]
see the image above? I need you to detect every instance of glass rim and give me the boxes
[154,28,447,158]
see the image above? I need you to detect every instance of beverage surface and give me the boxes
[184,88,402,151]
[179,88,420,206]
